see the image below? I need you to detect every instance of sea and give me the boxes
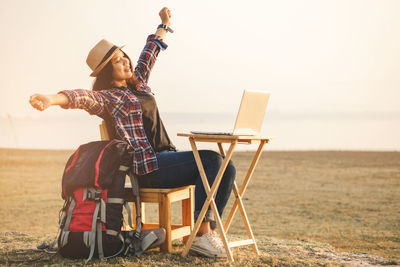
[1,110,399,151]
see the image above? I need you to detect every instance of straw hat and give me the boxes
[86,39,125,77]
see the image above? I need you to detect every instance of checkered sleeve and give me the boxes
[58,89,108,116]
[134,34,168,85]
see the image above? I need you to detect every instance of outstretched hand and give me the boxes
[159,7,172,26]
[29,94,51,111]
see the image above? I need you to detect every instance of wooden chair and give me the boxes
[99,120,194,252]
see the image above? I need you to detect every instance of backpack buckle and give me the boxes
[87,189,102,201]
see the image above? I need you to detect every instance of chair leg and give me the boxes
[159,193,172,252]
[141,203,146,224]
[182,186,194,244]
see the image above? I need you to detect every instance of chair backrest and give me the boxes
[99,120,111,141]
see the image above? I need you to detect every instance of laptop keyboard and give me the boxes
[190,131,232,135]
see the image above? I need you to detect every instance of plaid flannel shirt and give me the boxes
[60,34,168,175]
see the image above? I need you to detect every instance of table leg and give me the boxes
[182,138,237,262]
[231,182,260,254]
[224,140,266,233]
[217,143,225,156]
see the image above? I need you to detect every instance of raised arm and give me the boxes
[30,93,69,111]
[134,7,172,85]
[29,89,108,116]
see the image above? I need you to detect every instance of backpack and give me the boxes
[56,140,165,261]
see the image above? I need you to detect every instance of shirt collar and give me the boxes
[114,85,128,90]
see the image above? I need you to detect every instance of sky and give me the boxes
[0,0,399,150]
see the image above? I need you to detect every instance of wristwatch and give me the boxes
[157,24,174,33]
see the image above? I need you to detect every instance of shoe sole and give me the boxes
[190,245,227,258]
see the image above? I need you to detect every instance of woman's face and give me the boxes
[111,50,133,83]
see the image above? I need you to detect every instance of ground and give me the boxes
[0,149,399,266]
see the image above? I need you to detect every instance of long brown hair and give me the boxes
[92,51,140,91]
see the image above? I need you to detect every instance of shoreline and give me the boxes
[1,147,399,153]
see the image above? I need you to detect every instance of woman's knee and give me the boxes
[225,160,236,180]
[199,150,223,167]
[199,150,236,180]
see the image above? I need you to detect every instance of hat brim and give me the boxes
[90,45,125,77]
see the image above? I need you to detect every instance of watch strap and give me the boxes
[157,24,174,33]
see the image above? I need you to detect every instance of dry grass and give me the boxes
[0,148,399,266]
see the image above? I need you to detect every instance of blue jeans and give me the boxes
[137,150,236,225]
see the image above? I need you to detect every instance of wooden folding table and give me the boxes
[178,133,269,262]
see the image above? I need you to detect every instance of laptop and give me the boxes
[190,90,270,136]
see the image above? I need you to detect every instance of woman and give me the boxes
[29,7,235,258]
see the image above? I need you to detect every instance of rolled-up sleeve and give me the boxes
[134,34,168,85]
[58,89,108,116]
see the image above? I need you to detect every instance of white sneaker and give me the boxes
[210,231,225,248]
[190,232,227,258]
